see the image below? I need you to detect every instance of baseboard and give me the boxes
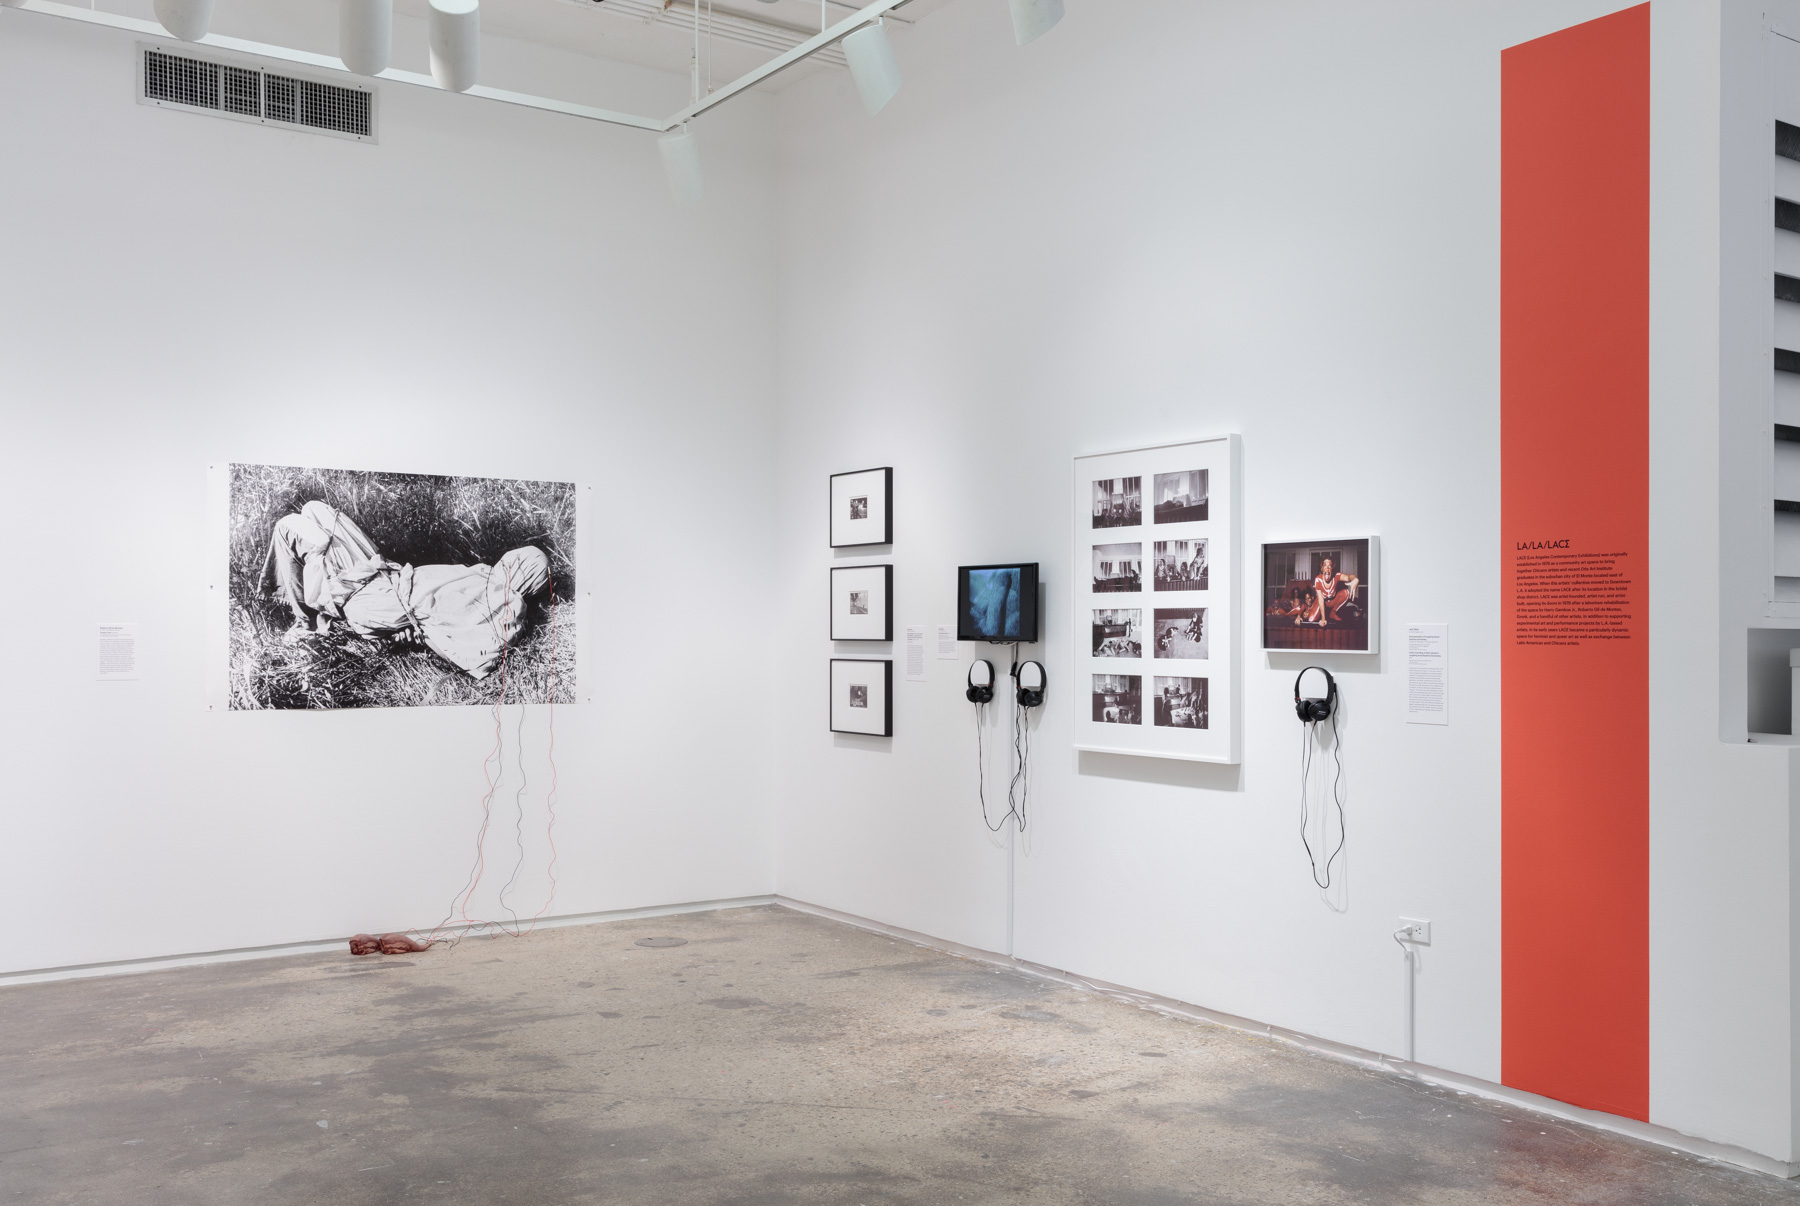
[773,895,1799,1182]
[0,895,777,988]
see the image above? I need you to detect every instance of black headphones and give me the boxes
[1015,661,1046,708]
[966,660,995,704]
[1294,666,1336,723]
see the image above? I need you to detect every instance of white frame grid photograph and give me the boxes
[1072,435,1240,764]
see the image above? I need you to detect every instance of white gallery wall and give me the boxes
[0,9,779,974]
[2,0,1795,1173]
[771,0,1797,1165]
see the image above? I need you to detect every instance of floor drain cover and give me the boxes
[634,937,688,948]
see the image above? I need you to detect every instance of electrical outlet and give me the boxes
[1399,917,1432,945]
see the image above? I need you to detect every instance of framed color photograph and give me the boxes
[1073,435,1240,764]
[830,658,893,736]
[830,467,893,547]
[831,564,893,642]
[1260,537,1378,653]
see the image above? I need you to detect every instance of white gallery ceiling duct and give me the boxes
[843,20,902,117]
[658,126,704,207]
[152,0,213,41]
[340,0,392,76]
[1007,0,1063,46]
[428,0,481,92]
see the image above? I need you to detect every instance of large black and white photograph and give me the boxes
[1092,674,1142,724]
[1262,537,1378,653]
[227,464,576,711]
[1153,539,1208,591]
[830,466,893,547]
[830,563,893,642]
[830,658,893,736]
[1153,607,1208,660]
[1154,676,1208,730]
[1090,477,1142,529]
[1091,609,1142,658]
[1091,542,1142,593]
[1153,470,1208,523]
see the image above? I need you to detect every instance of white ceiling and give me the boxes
[389,0,960,93]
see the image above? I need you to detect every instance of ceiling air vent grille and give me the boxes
[139,45,376,142]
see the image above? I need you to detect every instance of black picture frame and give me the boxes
[830,563,894,642]
[829,658,893,736]
[830,467,894,548]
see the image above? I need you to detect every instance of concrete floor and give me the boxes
[3,906,1795,1206]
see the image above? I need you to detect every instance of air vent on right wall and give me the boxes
[1773,118,1800,593]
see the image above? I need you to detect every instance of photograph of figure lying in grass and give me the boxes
[228,463,576,710]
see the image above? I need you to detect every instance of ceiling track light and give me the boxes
[658,125,704,207]
[843,19,901,116]
[152,0,213,41]
[340,0,392,75]
[1007,0,1062,46]
[428,0,480,93]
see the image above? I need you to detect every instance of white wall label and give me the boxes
[905,626,927,681]
[1406,623,1447,724]
[99,623,138,681]
[935,625,958,660]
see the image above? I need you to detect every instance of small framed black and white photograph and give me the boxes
[1092,674,1142,724]
[1152,470,1208,523]
[830,658,893,736]
[830,467,893,547]
[1091,476,1142,529]
[1091,608,1142,658]
[1153,607,1208,659]
[1153,538,1208,591]
[831,564,893,642]
[1153,676,1208,729]
[1091,542,1142,593]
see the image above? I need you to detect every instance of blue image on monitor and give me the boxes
[967,567,1022,640]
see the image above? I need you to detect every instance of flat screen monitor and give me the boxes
[957,563,1040,643]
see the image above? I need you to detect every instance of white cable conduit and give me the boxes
[2,0,916,133]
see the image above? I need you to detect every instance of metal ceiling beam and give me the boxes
[3,0,913,134]
[664,0,912,126]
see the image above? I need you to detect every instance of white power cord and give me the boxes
[1393,923,1424,1062]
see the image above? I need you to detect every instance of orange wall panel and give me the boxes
[1500,3,1650,1120]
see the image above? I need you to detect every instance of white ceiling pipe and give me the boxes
[152,0,213,40]
[1007,0,1062,45]
[339,0,391,76]
[842,20,900,116]
[427,0,480,93]
[658,126,704,207]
